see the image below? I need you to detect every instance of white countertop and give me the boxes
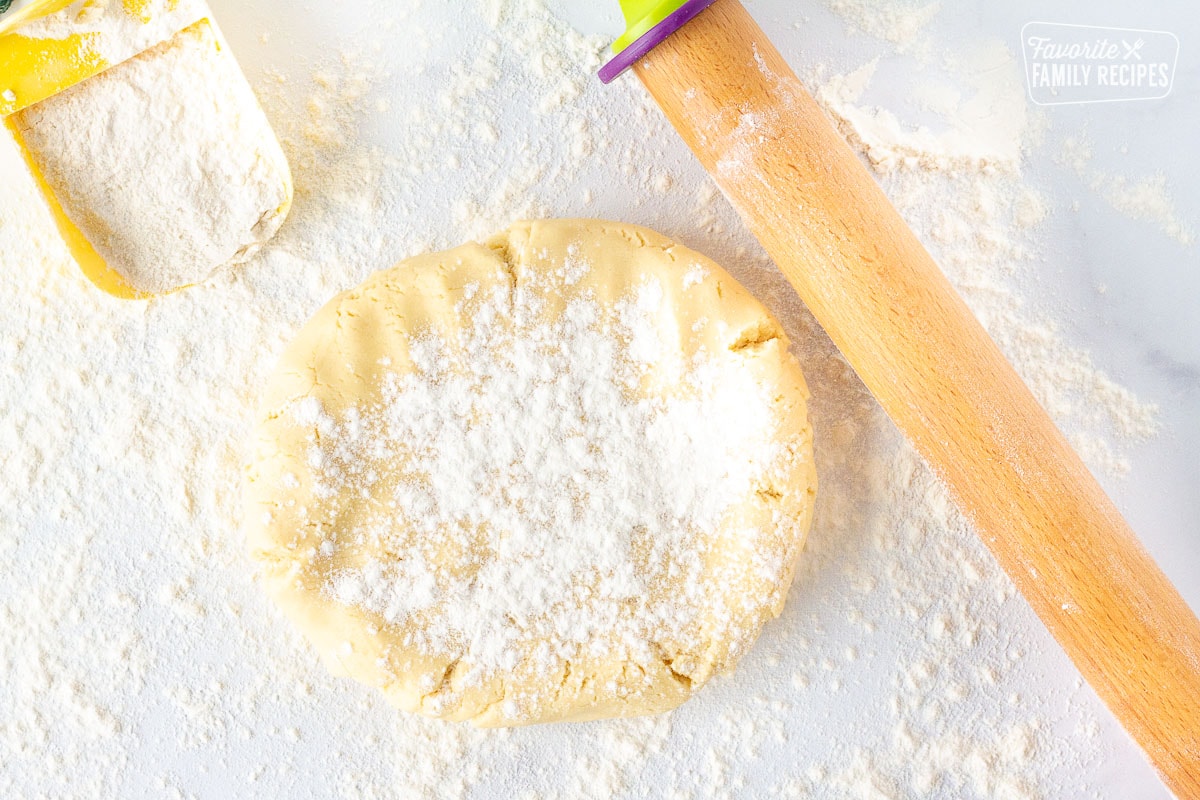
[2,0,1196,797]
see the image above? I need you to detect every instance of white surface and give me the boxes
[3,0,1197,797]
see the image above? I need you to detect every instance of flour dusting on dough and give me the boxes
[246,220,817,726]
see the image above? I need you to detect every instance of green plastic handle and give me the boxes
[613,0,689,52]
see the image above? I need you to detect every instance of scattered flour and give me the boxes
[1099,172,1194,246]
[823,0,940,58]
[0,0,1174,797]
[1060,137,1194,247]
[812,40,1027,172]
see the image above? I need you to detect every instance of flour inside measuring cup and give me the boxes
[11,16,291,295]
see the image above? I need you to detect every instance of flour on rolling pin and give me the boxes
[1,0,292,296]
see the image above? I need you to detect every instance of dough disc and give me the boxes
[245,219,817,726]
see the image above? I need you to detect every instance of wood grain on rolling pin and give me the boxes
[631,0,1200,795]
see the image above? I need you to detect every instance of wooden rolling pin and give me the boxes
[602,0,1200,794]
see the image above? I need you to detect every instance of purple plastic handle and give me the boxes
[598,0,719,84]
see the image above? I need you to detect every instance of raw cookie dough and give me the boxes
[12,20,292,295]
[245,219,817,726]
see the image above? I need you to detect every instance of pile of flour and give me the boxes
[0,0,1180,798]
